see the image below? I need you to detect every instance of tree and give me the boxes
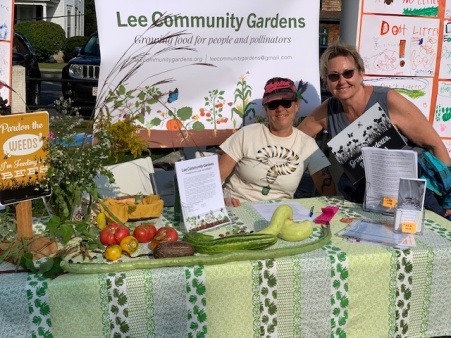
[85,0,97,36]
[15,21,66,62]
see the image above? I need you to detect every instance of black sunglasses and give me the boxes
[266,100,294,110]
[327,69,356,82]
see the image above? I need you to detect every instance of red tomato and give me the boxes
[99,225,117,246]
[114,225,131,244]
[133,224,156,243]
[154,227,178,242]
[99,224,130,246]
[144,224,156,240]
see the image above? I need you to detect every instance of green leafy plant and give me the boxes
[40,98,114,222]
[14,21,66,62]
[62,35,88,62]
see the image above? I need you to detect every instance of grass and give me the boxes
[39,62,66,71]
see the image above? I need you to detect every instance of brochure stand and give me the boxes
[394,178,427,234]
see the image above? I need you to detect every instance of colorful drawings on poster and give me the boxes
[360,15,439,77]
[364,76,432,119]
[440,21,451,79]
[433,81,451,138]
[363,0,439,17]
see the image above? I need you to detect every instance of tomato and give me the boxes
[120,236,139,255]
[99,224,130,246]
[104,244,122,261]
[99,225,118,246]
[144,224,157,240]
[154,227,178,242]
[133,224,156,243]
[114,225,131,244]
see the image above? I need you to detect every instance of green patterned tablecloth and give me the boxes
[1,197,451,338]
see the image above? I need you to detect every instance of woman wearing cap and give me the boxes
[219,77,336,206]
[298,43,451,219]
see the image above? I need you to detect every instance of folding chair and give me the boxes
[94,157,156,198]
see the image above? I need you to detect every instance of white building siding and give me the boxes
[15,0,84,37]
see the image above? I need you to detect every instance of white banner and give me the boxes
[95,0,321,133]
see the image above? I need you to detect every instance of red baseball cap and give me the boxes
[262,77,298,105]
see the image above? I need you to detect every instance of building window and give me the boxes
[319,27,328,46]
[75,7,78,35]
[66,8,72,38]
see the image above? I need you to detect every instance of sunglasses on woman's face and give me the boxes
[266,100,294,110]
[327,69,356,82]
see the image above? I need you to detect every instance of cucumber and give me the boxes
[183,233,277,254]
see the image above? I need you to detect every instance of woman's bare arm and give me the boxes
[311,167,336,196]
[297,101,329,138]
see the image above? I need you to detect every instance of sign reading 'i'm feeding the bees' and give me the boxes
[0,111,50,205]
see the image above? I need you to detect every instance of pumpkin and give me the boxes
[166,118,183,131]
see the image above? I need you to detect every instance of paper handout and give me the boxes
[362,147,418,215]
[175,156,231,232]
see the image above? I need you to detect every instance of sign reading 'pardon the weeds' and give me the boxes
[0,111,50,205]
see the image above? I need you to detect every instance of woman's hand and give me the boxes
[230,197,241,207]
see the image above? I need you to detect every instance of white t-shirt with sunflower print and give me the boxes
[220,123,330,202]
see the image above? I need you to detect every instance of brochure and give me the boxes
[337,218,416,249]
[327,102,407,184]
[362,147,418,215]
[394,178,427,234]
[174,156,231,232]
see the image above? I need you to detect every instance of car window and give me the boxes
[14,36,28,54]
[81,35,100,57]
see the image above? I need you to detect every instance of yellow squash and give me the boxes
[258,204,314,242]
[277,219,313,242]
[258,205,293,236]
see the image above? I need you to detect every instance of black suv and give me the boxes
[62,32,100,110]
[12,32,41,106]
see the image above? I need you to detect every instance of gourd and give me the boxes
[258,205,314,242]
[278,219,313,242]
[258,205,293,236]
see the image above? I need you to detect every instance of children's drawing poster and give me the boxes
[0,0,13,104]
[433,81,451,138]
[444,139,451,156]
[0,43,11,103]
[359,14,439,77]
[340,1,450,155]
[441,21,451,79]
[363,76,433,119]
[363,0,440,17]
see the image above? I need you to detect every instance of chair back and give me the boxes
[95,157,155,198]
